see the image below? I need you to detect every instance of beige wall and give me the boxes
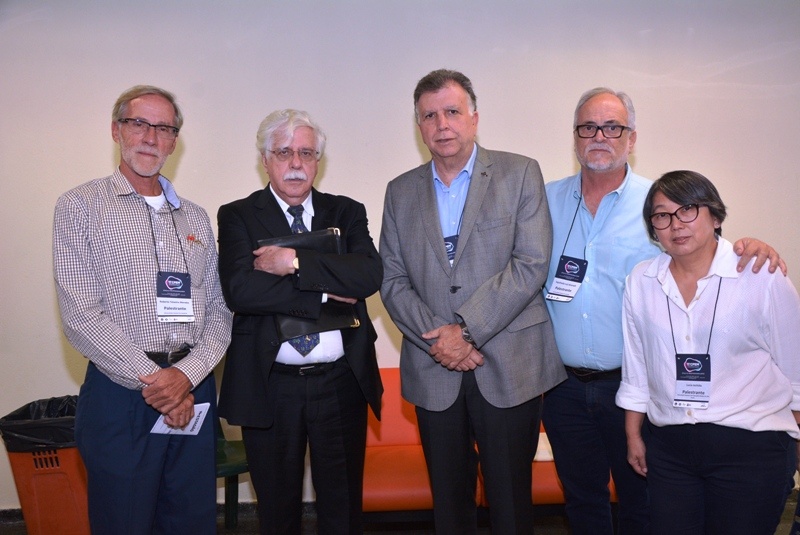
[1,0,799,508]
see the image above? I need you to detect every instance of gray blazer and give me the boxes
[380,145,567,411]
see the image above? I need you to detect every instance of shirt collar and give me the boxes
[647,237,739,282]
[111,168,181,208]
[268,185,315,217]
[432,143,478,187]
[572,164,633,201]
[158,176,181,208]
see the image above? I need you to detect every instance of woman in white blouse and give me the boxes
[616,170,800,535]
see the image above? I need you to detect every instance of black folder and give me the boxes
[257,227,343,254]
[257,228,360,342]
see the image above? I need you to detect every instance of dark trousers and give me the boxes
[416,370,540,535]
[542,372,649,535]
[242,358,368,535]
[646,421,795,535]
[75,362,217,535]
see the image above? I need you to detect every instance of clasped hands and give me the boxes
[423,323,484,371]
[139,367,194,429]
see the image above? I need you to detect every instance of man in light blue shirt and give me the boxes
[545,166,658,372]
[434,144,476,265]
[541,87,782,535]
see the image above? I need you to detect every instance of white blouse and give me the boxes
[616,238,800,439]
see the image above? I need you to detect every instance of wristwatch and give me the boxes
[458,319,476,346]
[292,256,300,271]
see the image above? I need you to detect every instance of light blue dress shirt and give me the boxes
[544,167,660,370]
[432,144,478,254]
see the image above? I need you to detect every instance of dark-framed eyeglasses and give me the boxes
[575,124,632,139]
[118,118,179,139]
[269,148,319,163]
[650,204,703,230]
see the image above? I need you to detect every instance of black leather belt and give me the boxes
[565,366,622,383]
[145,344,191,367]
[271,360,340,376]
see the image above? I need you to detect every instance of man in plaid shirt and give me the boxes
[53,85,231,534]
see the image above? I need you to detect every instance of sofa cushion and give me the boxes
[363,445,433,511]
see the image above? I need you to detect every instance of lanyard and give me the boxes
[666,277,722,355]
[454,206,465,237]
[558,192,583,259]
[144,196,189,273]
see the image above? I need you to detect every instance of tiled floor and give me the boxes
[0,492,797,534]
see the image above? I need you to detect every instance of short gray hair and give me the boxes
[256,109,326,159]
[573,87,636,131]
[112,85,183,130]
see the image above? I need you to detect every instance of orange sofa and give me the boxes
[363,368,615,520]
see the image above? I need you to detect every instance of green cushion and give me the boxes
[216,435,248,478]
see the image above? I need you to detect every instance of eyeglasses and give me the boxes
[575,124,631,139]
[118,118,179,139]
[269,148,319,163]
[649,204,703,230]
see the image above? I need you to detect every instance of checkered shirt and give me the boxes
[53,170,232,390]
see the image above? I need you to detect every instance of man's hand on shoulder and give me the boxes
[733,237,787,275]
[140,367,192,414]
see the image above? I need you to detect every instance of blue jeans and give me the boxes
[646,421,795,535]
[542,372,649,535]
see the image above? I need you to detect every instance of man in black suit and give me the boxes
[217,109,383,535]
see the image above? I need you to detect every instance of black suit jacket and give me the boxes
[217,187,383,427]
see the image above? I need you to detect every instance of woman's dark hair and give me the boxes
[643,170,727,241]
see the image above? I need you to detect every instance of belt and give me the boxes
[271,360,340,376]
[145,345,191,367]
[565,366,622,383]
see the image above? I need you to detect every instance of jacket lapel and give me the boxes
[309,189,333,231]
[452,146,491,267]
[417,164,453,274]
[254,186,292,238]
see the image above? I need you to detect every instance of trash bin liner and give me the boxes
[0,395,78,452]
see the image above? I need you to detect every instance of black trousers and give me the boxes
[242,358,368,535]
[416,370,541,535]
[646,421,795,535]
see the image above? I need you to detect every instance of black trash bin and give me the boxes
[0,395,90,535]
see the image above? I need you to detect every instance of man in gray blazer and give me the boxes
[380,69,566,534]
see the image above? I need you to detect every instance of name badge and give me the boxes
[673,353,710,409]
[444,234,459,265]
[156,271,195,323]
[545,255,588,302]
